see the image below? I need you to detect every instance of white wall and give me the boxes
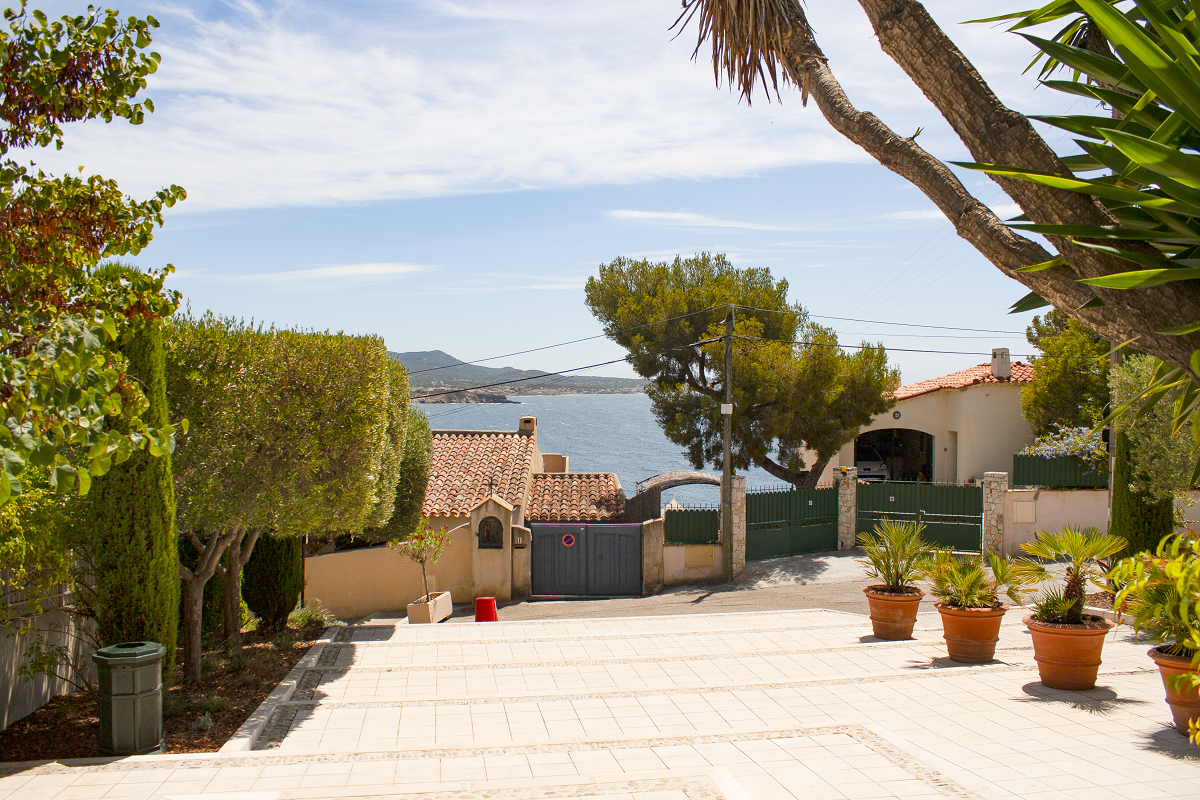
[837,383,1033,484]
[1002,489,1110,557]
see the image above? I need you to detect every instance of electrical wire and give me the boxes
[738,306,1026,335]
[406,304,726,375]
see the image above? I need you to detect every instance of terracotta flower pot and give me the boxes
[1148,647,1200,735]
[1024,615,1115,690]
[935,603,1008,663]
[862,586,924,640]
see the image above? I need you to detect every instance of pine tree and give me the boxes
[81,266,180,678]
[1110,431,1173,559]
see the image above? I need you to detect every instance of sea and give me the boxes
[423,393,789,506]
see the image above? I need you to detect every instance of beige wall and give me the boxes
[664,543,724,586]
[641,518,664,596]
[835,383,1033,484]
[511,525,531,598]
[542,453,568,473]
[471,496,514,602]
[305,522,475,619]
[1002,489,1109,557]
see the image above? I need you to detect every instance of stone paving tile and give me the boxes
[2,608,1196,800]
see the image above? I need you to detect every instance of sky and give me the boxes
[29,0,1087,384]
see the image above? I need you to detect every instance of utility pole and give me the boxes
[722,306,735,582]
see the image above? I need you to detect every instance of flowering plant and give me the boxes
[1021,425,1107,471]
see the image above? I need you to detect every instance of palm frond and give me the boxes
[673,0,810,104]
[857,519,932,590]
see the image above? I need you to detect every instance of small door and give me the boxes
[588,524,643,596]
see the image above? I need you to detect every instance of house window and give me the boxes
[477,516,504,549]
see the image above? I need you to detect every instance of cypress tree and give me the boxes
[82,270,180,679]
[243,534,304,632]
[1110,431,1173,558]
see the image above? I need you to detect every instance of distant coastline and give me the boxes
[413,385,644,404]
[395,349,646,404]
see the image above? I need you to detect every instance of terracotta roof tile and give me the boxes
[422,430,536,518]
[894,361,1033,402]
[526,473,625,522]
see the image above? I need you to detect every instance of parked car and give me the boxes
[856,447,890,481]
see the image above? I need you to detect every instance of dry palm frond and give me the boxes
[672,0,813,105]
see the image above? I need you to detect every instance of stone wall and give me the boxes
[731,476,746,579]
[983,472,1008,555]
[641,518,665,596]
[836,467,859,550]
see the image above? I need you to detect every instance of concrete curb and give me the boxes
[217,622,342,753]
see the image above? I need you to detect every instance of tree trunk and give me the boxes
[220,527,262,652]
[766,1,1200,373]
[758,455,830,489]
[177,529,236,684]
[178,574,205,686]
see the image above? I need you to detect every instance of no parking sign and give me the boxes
[561,533,576,547]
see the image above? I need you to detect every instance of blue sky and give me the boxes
[32,0,1083,384]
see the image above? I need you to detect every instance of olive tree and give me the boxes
[165,313,409,682]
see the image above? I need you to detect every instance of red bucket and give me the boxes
[474,596,498,622]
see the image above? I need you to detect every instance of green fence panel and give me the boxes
[664,508,720,544]
[856,481,983,552]
[746,487,837,560]
[1012,454,1107,488]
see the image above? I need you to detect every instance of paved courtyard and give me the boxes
[2,606,1199,800]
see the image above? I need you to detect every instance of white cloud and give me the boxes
[606,210,792,230]
[217,262,429,285]
[27,1,1059,213]
[881,209,947,221]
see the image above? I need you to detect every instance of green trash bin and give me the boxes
[92,641,166,756]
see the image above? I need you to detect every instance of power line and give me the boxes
[407,305,726,375]
[739,306,1026,334]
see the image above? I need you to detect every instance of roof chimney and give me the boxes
[519,416,537,433]
[991,347,1011,380]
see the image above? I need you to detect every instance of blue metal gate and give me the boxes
[530,523,642,596]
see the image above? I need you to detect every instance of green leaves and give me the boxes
[0,6,184,503]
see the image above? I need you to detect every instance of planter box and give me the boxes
[407,591,452,624]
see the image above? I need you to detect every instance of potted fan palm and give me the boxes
[924,549,1029,663]
[1111,530,1200,742]
[1014,526,1125,691]
[389,517,452,624]
[858,519,932,640]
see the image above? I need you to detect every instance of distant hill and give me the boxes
[391,350,646,399]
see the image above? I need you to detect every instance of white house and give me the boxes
[821,348,1035,485]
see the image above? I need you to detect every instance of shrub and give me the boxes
[243,534,304,633]
[288,599,337,634]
